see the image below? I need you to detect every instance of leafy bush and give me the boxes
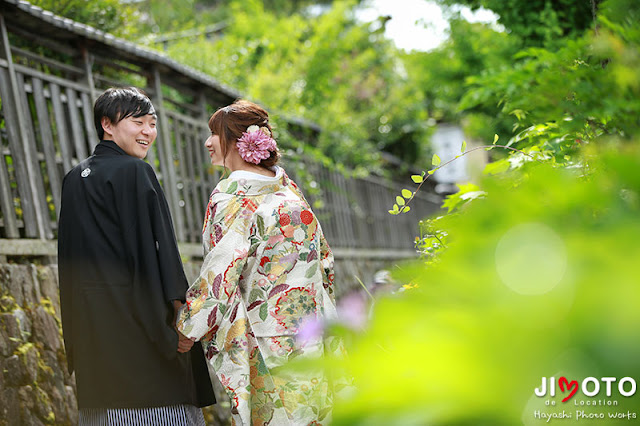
[332,143,640,425]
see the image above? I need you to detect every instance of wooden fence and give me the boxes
[0,0,441,255]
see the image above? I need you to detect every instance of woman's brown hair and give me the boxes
[208,100,280,169]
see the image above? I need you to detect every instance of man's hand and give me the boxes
[172,299,194,353]
[177,330,194,353]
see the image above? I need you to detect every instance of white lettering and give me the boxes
[582,377,599,397]
[619,377,636,397]
[601,377,616,396]
[576,410,604,420]
[535,377,548,397]
[534,411,572,422]
[535,377,556,397]
[607,411,637,419]
[573,399,619,406]
[538,376,637,399]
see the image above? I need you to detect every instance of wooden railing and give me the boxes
[0,0,441,254]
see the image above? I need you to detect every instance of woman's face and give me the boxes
[205,133,224,166]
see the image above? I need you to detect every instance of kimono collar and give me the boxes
[213,167,290,197]
[93,140,128,156]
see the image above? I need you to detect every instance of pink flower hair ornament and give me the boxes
[237,125,277,164]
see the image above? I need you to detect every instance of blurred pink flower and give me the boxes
[296,316,325,346]
[337,292,368,330]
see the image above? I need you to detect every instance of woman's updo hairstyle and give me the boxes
[208,100,281,169]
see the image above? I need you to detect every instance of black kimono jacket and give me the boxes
[57,140,214,409]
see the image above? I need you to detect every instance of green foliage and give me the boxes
[335,144,640,424]
[403,18,519,142]
[147,0,225,32]
[406,0,601,149]
[459,0,640,158]
[159,0,431,169]
[414,215,449,263]
[440,181,485,213]
[436,0,597,47]
[29,0,141,37]
[27,0,430,170]
[389,140,543,214]
[333,0,640,423]
[27,0,456,171]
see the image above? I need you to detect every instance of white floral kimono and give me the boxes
[177,167,339,426]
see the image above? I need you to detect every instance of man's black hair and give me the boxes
[93,87,156,140]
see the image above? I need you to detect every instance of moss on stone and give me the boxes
[15,342,35,358]
[0,294,18,313]
[37,352,55,381]
[2,264,75,424]
[40,298,62,334]
[35,386,55,423]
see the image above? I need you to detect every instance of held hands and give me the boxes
[177,331,194,353]
[172,300,194,353]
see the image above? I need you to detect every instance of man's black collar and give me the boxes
[94,140,127,156]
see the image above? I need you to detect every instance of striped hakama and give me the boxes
[78,404,206,426]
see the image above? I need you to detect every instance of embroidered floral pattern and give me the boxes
[273,287,317,332]
[177,168,338,426]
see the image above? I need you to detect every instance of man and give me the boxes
[58,87,214,425]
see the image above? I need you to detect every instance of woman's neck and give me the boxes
[222,148,276,177]
[227,161,275,177]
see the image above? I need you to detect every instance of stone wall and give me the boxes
[0,264,77,425]
[0,254,408,425]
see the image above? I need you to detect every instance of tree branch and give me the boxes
[397,144,541,214]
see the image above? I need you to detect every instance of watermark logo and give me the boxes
[531,376,638,422]
[535,376,636,403]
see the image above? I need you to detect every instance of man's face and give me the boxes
[102,114,157,159]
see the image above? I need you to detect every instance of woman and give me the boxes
[177,100,340,425]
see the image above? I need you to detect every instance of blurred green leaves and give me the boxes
[333,146,640,424]
[403,17,520,143]
[332,0,640,423]
[436,0,596,47]
[161,0,432,170]
[29,0,142,38]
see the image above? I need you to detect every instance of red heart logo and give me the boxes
[559,376,579,402]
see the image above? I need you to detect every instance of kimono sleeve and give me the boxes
[319,228,336,304]
[118,161,188,360]
[286,177,336,301]
[176,195,251,345]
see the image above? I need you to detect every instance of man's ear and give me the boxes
[101,117,113,137]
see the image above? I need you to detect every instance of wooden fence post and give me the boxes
[80,46,97,101]
[79,46,98,152]
[0,14,49,239]
[150,66,185,241]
